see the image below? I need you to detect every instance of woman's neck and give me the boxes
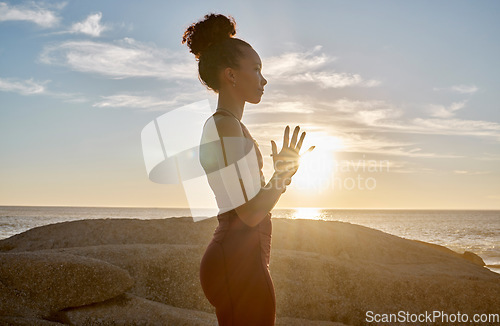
[217,91,244,120]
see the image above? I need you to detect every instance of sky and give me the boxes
[1,0,499,209]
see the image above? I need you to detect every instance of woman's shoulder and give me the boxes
[211,112,245,138]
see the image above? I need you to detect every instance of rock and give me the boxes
[276,317,350,326]
[0,316,65,325]
[0,251,134,319]
[412,239,485,266]
[270,248,500,325]
[52,292,218,326]
[40,244,208,312]
[0,217,214,253]
[1,217,499,325]
[463,250,486,266]
[53,292,351,326]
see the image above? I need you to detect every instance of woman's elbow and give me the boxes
[234,207,266,228]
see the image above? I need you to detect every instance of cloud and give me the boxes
[426,100,467,118]
[0,77,48,95]
[453,170,490,175]
[92,90,209,111]
[286,71,380,88]
[38,40,378,89]
[336,133,457,158]
[0,1,63,28]
[263,45,380,88]
[40,38,194,79]
[411,117,500,136]
[245,98,315,115]
[0,76,86,102]
[433,84,478,94]
[69,12,107,37]
[93,94,171,109]
[315,98,500,140]
[317,98,404,128]
[451,85,478,94]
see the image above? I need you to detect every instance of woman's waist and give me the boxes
[212,210,272,237]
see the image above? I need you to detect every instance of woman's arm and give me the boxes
[233,171,288,227]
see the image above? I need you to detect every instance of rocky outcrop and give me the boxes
[0,217,212,253]
[52,293,218,326]
[412,239,485,266]
[0,217,498,325]
[0,316,65,325]
[0,251,134,319]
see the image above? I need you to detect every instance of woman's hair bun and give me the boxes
[182,13,237,59]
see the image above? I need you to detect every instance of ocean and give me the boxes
[1,206,499,274]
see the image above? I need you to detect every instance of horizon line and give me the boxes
[1,205,499,211]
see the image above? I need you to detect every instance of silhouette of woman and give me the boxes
[182,13,314,325]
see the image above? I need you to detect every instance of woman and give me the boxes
[182,13,314,325]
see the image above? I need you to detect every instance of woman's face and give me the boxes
[233,46,267,104]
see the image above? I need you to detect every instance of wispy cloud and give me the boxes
[433,84,478,94]
[69,12,107,37]
[0,1,63,28]
[0,76,86,102]
[426,100,467,118]
[411,117,500,137]
[453,170,490,175]
[259,96,500,160]
[247,120,454,159]
[314,98,500,140]
[38,40,378,90]
[315,98,404,130]
[0,76,48,95]
[39,38,194,79]
[263,45,380,88]
[335,133,458,158]
[93,94,171,109]
[92,90,209,111]
[246,97,315,115]
[378,160,438,174]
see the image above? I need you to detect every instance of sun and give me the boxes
[292,133,343,191]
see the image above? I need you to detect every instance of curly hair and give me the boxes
[182,13,252,93]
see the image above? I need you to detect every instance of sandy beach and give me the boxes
[0,216,499,325]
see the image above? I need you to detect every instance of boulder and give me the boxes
[412,239,485,266]
[53,292,350,326]
[0,251,134,318]
[1,217,499,325]
[0,217,214,253]
[0,316,65,325]
[52,292,218,326]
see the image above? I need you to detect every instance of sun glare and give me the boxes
[292,207,323,220]
[292,133,342,191]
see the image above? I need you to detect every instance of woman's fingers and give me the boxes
[296,131,306,151]
[302,146,315,155]
[290,126,300,147]
[270,140,277,156]
[283,125,290,148]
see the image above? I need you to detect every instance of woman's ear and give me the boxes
[222,67,236,86]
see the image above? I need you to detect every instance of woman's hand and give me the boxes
[270,125,315,183]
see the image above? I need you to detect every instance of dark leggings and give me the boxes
[200,211,276,325]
